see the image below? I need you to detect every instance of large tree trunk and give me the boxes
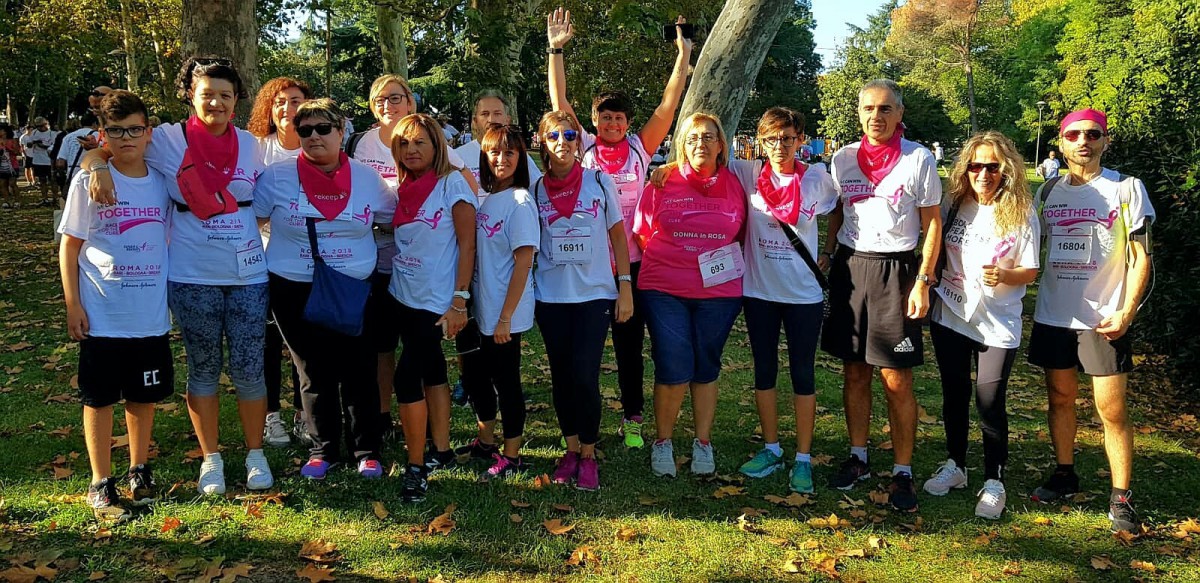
[377,6,409,78]
[676,0,793,140]
[180,0,259,120]
[117,0,140,91]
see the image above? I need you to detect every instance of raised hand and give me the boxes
[674,15,693,54]
[547,7,574,49]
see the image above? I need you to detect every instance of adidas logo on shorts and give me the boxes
[893,337,915,353]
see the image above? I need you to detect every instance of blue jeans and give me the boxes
[641,290,742,385]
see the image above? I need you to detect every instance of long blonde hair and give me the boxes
[651,112,728,186]
[946,131,1032,236]
[392,113,454,183]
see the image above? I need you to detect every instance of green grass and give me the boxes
[1,177,1199,582]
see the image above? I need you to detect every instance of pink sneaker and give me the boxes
[552,451,579,485]
[576,457,599,491]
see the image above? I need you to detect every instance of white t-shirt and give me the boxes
[23,129,55,165]
[453,140,542,201]
[257,133,302,166]
[143,123,267,285]
[252,158,397,282]
[389,172,477,314]
[1040,158,1061,178]
[831,138,942,252]
[931,200,1040,348]
[1033,168,1154,330]
[57,127,99,182]
[474,187,539,335]
[736,160,839,305]
[57,168,171,338]
[579,132,650,263]
[531,169,622,303]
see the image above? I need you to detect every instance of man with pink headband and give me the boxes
[1027,108,1154,533]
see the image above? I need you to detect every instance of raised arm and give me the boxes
[547,7,578,122]
[638,16,694,153]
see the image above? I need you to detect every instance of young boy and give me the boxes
[58,90,173,521]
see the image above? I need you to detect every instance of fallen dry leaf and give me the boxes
[543,518,575,536]
[566,544,600,567]
[296,564,336,582]
[552,503,574,512]
[736,513,765,534]
[510,499,531,508]
[0,566,39,583]
[867,535,886,549]
[532,473,552,489]
[638,494,661,506]
[427,506,457,536]
[867,490,890,505]
[87,572,108,581]
[713,485,746,499]
[878,440,894,450]
[1090,555,1117,571]
[1033,516,1053,526]
[299,539,340,563]
[1113,529,1138,546]
[764,493,812,508]
[509,514,523,524]
[839,547,868,558]
[52,466,73,480]
[372,501,389,520]
[614,526,638,542]
[218,563,253,582]
[1130,559,1156,573]
[160,516,182,533]
[110,435,129,449]
[807,513,850,530]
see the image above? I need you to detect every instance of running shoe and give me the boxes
[889,472,919,512]
[293,410,314,448]
[739,448,784,478]
[619,417,645,449]
[552,451,580,485]
[1109,491,1140,533]
[300,458,336,480]
[245,450,274,490]
[576,457,599,491]
[423,448,457,473]
[400,464,428,503]
[87,477,130,522]
[790,460,815,494]
[453,439,498,461]
[263,411,290,447]
[923,459,968,496]
[478,454,522,483]
[691,439,716,476]
[828,455,871,490]
[650,440,676,478]
[1030,468,1079,503]
[358,458,383,479]
[127,464,156,506]
[451,380,468,406]
[198,454,226,495]
[975,479,1006,520]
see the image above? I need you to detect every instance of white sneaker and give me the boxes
[198,454,226,495]
[263,412,290,447]
[245,449,274,490]
[975,479,1006,519]
[650,440,676,477]
[691,439,716,476]
[922,459,968,495]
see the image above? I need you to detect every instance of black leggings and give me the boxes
[610,261,645,418]
[536,299,610,445]
[461,330,525,440]
[264,318,301,412]
[743,297,823,395]
[391,296,449,404]
[931,321,1015,480]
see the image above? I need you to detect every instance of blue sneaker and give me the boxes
[790,460,815,494]
[451,380,468,406]
[300,458,336,480]
[739,448,784,478]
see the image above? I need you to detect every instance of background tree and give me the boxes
[739,0,822,133]
[181,0,259,118]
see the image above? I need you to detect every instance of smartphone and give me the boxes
[662,23,695,41]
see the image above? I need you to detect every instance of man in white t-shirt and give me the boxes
[454,90,542,189]
[821,79,942,512]
[1037,150,1061,179]
[1026,109,1154,534]
[23,117,56,203]
[57,113,101,184]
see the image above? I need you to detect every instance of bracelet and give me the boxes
[498,317,511,324]
[820,251,833,257]
[547,47,563,54]
[92,163,110,172]
[451,306,468,313]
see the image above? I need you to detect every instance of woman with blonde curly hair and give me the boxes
[921,131,1040,520]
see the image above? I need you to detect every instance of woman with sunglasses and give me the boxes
[461,123,538,483]
[532,112,633,491]
[731,107,838,494]
[547,8,693,448]
[253,99,396,481]
[635,113,750,479]
[247,76,313,448]
[921,131,1039,520]
[81,56,273,496]
[387,113,477,502]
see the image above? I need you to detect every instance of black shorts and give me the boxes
[78,335,175,407]
[1027,322,1133,376]
[364,271,402,353]
[821,248,924,369]
[32,164,51,179]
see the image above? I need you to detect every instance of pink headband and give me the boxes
[1060,109,1108,134]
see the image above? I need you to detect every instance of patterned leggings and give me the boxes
[167,282,269,400]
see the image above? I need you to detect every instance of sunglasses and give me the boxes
[546,129,578,142]
[1062,129,1106,142]
[297,123,336,138]
[967,162,1001,174]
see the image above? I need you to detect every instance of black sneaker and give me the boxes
[889,472,919,512]
[1031,468,1079,503]
[127,464,156,506]
[828,455,871,490]
[87,478,130,522]
[400,464,429,503]
[453,439,499,461]
[423,448,457,473]
[1108,491,1140,533]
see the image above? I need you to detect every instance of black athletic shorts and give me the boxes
[32,164,51,179]
[821,247,924,369]
[1027,322,1133,376]
[364,270,402,353]
[78,334,175,407]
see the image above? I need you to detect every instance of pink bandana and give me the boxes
[296,152,353,221]
[592,137,630,174]
[756,162,808,224]
[856,124,904,186]
[543,162,584,220]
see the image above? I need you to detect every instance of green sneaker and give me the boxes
[739,448,784,478]
[790,460,815,494]
[620,418,645,449]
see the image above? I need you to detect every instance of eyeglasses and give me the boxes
[297,123,336,138]
[546,129,578,142]
[104,126,147,139]
[373,94,410,107]
[1062,129,1106,142]
[761,135,798,148]
[966,162,1001,174]
[685,134,718,146]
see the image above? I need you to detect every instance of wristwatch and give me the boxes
[915,274,931,284]
[617,274,632,283]
[547,47,564,54]
[453,290,471,301]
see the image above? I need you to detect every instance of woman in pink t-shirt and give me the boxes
[633,112,746,479]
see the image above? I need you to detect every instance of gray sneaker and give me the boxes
[264,411,290,447]
[923,459,968,496]
[975,479,1006,520]
[691,439,715,476]
[650,440,676,477]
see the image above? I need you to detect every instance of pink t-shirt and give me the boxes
[633,165,746,299]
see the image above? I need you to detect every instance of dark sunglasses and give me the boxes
[1062,128,1106,142]
[297,123,336,138]
[966,162,1001,174]
[546,129,578,142]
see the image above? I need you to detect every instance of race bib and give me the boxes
[550,225,592,264]
[698,242,745,288]
[297,191,351,221]
[935,269,980,320]
[235,238,267,278]
[611,171,640,184]
[1048,226,1092,264]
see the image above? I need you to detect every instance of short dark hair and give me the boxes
[478,123,530,192]
[80,112,99,127]
[100,90,149,125]
[176,56,248,103]
[591,91,634,120]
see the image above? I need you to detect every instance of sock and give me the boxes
[1110,487,1131,503]
[764,442,783,456]
[850,446,868,463]
[893,464,912,477]
[795,452,811,463]
[205,452,222,462]
[655,438,671,446]
[1055,463,1075,475]
[247,448,264,458]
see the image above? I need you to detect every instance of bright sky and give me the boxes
[812,0,888,67]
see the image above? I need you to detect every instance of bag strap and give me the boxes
[934,202,962,278]
[345,131,367,158]
[776,218,829,290]
[305,217,326,266]
[67,130,96,179]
